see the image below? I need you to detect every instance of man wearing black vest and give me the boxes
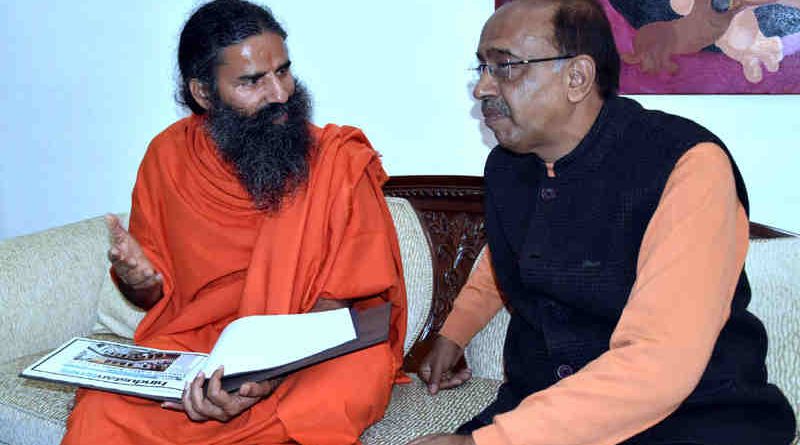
[409,1,796,444]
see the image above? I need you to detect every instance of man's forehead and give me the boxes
[478,3,556,57]
[218,32,289,67]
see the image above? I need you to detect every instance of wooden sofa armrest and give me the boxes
[383,175,798,373]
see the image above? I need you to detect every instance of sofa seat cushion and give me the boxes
[0,352,72,445]
[0,334,130,445]
[361,375,502,445]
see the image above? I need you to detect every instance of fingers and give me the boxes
[106,227,162,290]
[110,252,162,289]
[418,361,432,384]
[406,434,448,445]
[185,369,229,422]
[238,379,276,398]
[203,366,238,421]
[160,400,184,411]
[437,367,473,391]
[427,356,445,395]
[105,214,132,256]
[422,335,465,395]
[104,214,124,242]
[181,373,210,422]
[194,368,233,421]
[406,434,435,445]
[181,367,265,423]
[105,213,155,286]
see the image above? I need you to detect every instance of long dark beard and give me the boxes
[205,82,313,212]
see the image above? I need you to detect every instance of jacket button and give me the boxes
[555,364,574,379]
[540,187,557,201]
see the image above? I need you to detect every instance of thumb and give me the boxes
[104,213,120,231]
[105,214,127,243]
[428,359,445,395]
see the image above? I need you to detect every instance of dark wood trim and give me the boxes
[749,222,798,239]
[382,175,796,372]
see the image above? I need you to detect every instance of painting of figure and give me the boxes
[496,0,800,93]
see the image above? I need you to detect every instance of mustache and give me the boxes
[481,98,511,117]
[255,100,290,122]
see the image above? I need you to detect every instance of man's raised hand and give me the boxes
[105,214,162,307]
[417,334,472,395]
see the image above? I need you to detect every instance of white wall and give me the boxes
[1,1,798,240]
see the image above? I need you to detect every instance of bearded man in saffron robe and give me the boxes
[61,1,407,443]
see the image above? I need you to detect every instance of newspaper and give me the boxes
[22,338,206,400]
[20,307,359,402]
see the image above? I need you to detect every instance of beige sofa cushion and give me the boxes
[361,375,501,444]
[0,217,109,363]
[0,334,130,445]
[90,198,434,357]
[385,197,433,354]
[746,237,800,422]
[464,247,508,381]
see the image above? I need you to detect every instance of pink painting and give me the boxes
[495,0,800,94]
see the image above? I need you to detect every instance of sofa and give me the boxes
[0,175,797,445]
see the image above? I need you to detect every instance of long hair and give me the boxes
[177,0,287,114]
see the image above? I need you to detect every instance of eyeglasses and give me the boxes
[473,55,575,80]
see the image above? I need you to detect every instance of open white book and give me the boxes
[21,304,391,402]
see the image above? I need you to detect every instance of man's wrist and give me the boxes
[112,270,163,309]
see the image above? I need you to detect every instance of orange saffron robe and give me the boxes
[62,115,407,445]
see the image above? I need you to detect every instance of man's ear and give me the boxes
[189,79,212,111]
[564,55,596,103]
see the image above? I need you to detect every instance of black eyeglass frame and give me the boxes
[474,54,576,79]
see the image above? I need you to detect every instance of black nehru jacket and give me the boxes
[458,96,795,445]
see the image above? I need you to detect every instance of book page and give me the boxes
[21,338,207,400]
[202,308,357,377]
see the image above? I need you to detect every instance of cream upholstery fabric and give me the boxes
[0,335,129,445]
[465,308,509,381]
[0,217,109,363]
[0,353,69,445]
[746,238,800,442]
[385,197,433,355]
[464,247,509,381]
[361,375,501,444]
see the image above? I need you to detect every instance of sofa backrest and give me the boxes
[0,216,111,362]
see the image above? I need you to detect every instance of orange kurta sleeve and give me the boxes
[439,249,505,348]
[471,142,749,445]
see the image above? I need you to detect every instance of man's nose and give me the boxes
[262,74,291,104]
[473,70,498,100]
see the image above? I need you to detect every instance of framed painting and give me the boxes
[495,0,800,94]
